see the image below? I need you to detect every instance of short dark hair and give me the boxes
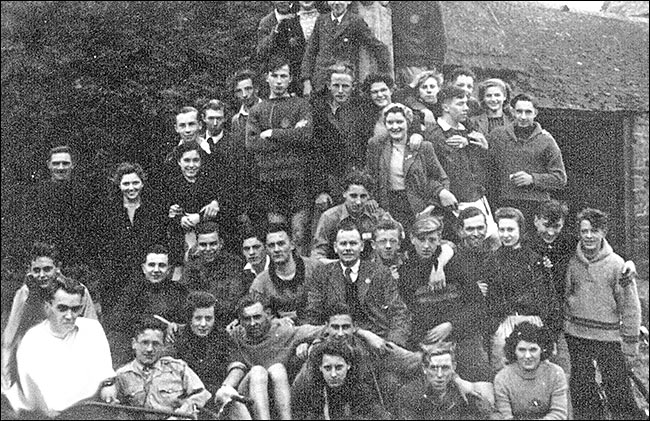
[436,84,467,105]
[268,54,291,74]
[504,321,552,363]
[195,221,220,237]
[266,222,291,241]
[535,200,569,225]
[458,206,486,224]
[336,219,361,238]
[511,93,538,110]
[495,207,526,236]
[29,242,60,266]
[184,291,216,322]
[142,244,169,263]
[236,293,269,318]
[46,274,85,303]
[576,207,608,232]
[133,316,167,340]
[361,73,394,95]
[241,224,266,246]
[230,69,257,92]
[324,302,353,323]
[174,141,202,162]
[447,67,476,84]
[342,168,375,195]
[309,340,356,381]
[111,162,147,186]
[48,145,76,163]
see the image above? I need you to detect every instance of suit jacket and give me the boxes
[305,260,410,347]
[366,134,449,215]
[301,11,390,91]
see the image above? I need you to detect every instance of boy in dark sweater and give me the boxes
[246,55,312,220]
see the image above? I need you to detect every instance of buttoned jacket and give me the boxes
[305,259,410,346]
[301,11,390,91]
[367,133,449,215]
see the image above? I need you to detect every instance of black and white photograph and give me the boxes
[1,1,648,419]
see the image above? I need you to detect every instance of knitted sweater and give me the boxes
[427,122,490,202]
[488,122,566,203]
[564,238,641,350]
[494,360,568,420]
[249,255,322,321]
[245,95,312,182]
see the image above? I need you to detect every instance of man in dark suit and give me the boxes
[304,219,410,347]
[301,0,390,96]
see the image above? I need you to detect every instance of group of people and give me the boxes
[1,1,646,420]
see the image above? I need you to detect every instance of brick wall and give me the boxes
[631,113,649,280]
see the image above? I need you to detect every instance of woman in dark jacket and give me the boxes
[487,207,561,372]
[366,102,455,233]
[173,291,235,396]
[291,340,390,420]
[94,162,167,312]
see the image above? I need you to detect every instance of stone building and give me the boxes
[440,1,649,279]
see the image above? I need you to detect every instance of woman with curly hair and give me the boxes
[494,321,568,420]
[366,102,454,234]
[93,162,167,313]
[291,340,390,419]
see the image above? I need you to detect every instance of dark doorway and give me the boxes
[537,109,627,254]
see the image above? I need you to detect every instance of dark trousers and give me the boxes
[258,178,307,222]
[566,335,640,420]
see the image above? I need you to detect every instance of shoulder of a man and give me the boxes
[116,360,138,376]
[18,320,48,347]
[75,316,102,332]
[157,356,189,372]
[317,205,345,230]
[301,255,323,272]
[361,259,391,280]
[258,12,276,29]
[248,100,266,116]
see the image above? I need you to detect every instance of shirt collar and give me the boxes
[269,92,291,99]
[339,259,360,275]
[199,131,224,154]
[274,9,293,23]
[207,130,224,143]
[437,117,466,132]
[339,203,372,221]
[331,11,346,24]
[244,255,271,275]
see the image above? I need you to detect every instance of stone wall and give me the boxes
[631,113,649,279]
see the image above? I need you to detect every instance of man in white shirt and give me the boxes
[11,275,115,417]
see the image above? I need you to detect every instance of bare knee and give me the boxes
[249,365,269,386]
[267,363,289,382]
